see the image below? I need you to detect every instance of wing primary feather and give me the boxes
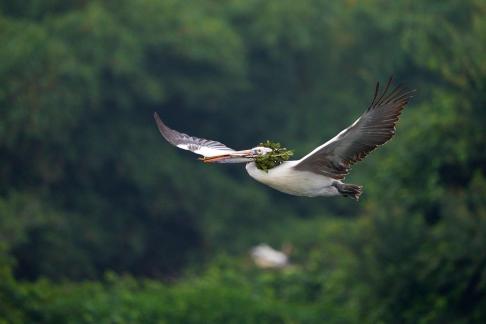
[373,77,393,108]
[367,81,381,111]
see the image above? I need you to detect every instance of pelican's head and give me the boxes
[201,146,273,163]
[201,141,293,168]
[250,146,273,157]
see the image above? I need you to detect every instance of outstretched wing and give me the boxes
[154,112,235,157]
[294,79,414,180]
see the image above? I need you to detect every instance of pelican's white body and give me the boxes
[251,244,288,269]
[245,161,340,197]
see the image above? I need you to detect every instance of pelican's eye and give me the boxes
[252,147,272,156]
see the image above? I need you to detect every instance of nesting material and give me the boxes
[255,140,293,172]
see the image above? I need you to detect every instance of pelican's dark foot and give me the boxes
[333,182,363,201]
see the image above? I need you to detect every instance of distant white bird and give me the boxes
[250,244,289,269]
[155,79,414,200]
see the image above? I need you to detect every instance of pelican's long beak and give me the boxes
[200,149,254,163]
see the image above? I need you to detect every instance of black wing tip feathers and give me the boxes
[368,77,415,111]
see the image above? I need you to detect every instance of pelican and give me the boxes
[154,79,414,200]
[250,244,289,269]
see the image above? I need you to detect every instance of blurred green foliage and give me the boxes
[0,0,485,322]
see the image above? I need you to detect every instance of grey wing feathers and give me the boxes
[154,112,234,156]
[294,78,414,180]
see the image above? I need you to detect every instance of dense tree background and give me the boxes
[0,0,485,322]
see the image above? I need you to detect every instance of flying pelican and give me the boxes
[154,79,414,200]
